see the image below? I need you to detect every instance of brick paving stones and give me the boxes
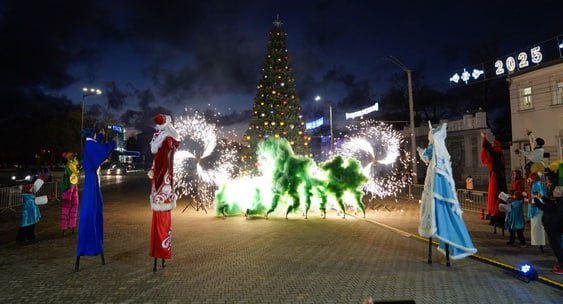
[0,173,561,303]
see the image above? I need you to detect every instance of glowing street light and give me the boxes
[81,87,102,136]
[386,56,417,184]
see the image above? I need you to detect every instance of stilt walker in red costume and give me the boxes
[480,132,507,232]
[148,114,180,271]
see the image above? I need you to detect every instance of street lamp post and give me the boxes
[81,87,102,131]
[386,56,418,184]
[329,103,333,153]
[315,95,334,153]
[81,87,102,145]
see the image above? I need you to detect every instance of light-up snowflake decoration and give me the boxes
[337,120,413,199]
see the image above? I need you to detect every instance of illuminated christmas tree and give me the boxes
[242,16,309,172]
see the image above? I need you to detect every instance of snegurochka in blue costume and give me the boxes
[417,122,477,260]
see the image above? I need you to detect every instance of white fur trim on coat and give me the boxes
[149,185,177,211]
[151,200,176,211]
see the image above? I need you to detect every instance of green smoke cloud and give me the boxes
[320,155,368,218]
[215,138,368,219]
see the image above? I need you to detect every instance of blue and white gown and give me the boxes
[418,122,477,259]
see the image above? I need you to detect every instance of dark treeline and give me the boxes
[0,89,158,167]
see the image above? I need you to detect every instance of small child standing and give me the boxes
[16,178,48,244]
[499,191,526,246]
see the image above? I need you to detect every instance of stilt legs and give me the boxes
[75,256,80,272]
[427,238,432,264]
[153,258,166,271]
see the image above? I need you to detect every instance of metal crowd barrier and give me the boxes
[396,184,488,213]
[0,185,23,212]
[2,181,488,214]
[456,189,488,213]
[0,181,59,212]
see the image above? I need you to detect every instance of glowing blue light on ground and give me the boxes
[517,263,538,283]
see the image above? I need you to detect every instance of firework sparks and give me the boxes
[215,138,369,219]
[173,109,238,207]
[338,120,413,199]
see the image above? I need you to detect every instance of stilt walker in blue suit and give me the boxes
[75,129,116,271]
[417,122,477,264]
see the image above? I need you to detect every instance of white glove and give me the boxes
[35,195,48,205]
[499,203,511,213]
[32,179,44,193]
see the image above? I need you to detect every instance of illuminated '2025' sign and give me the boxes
[449,35,562,87]
[494,46,542,76]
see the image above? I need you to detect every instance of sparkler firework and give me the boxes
[215,138,368,219]
[338,120,413,199]
[172,113,409,218]
[173,109,238,207]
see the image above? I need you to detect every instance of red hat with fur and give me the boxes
[154,114,166,125]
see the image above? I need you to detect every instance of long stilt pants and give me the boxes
[61,185,79,230]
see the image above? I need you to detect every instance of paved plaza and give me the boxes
[0,173,562,303]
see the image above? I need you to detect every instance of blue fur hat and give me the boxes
[81,128,94,138]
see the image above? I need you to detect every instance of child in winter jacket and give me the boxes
[16,178,48,243]
[499,191,526,246]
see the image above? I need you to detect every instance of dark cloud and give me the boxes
[215,110,252,127]
[322,66,373,110]
[143,33,258,104]
[104,81,129,110]
[121,0,259,104]
[323,67,356,87]
[133,88,157,110]
[1,0,561,153]
[0,0,121,91]
[119,109,142,127]
[338,80,371,110]
[127,86,174,134]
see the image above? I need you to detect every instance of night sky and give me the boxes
[2,0,562,138]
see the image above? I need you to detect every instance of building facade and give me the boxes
[508,61,563,173]
[402,110,501,188]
